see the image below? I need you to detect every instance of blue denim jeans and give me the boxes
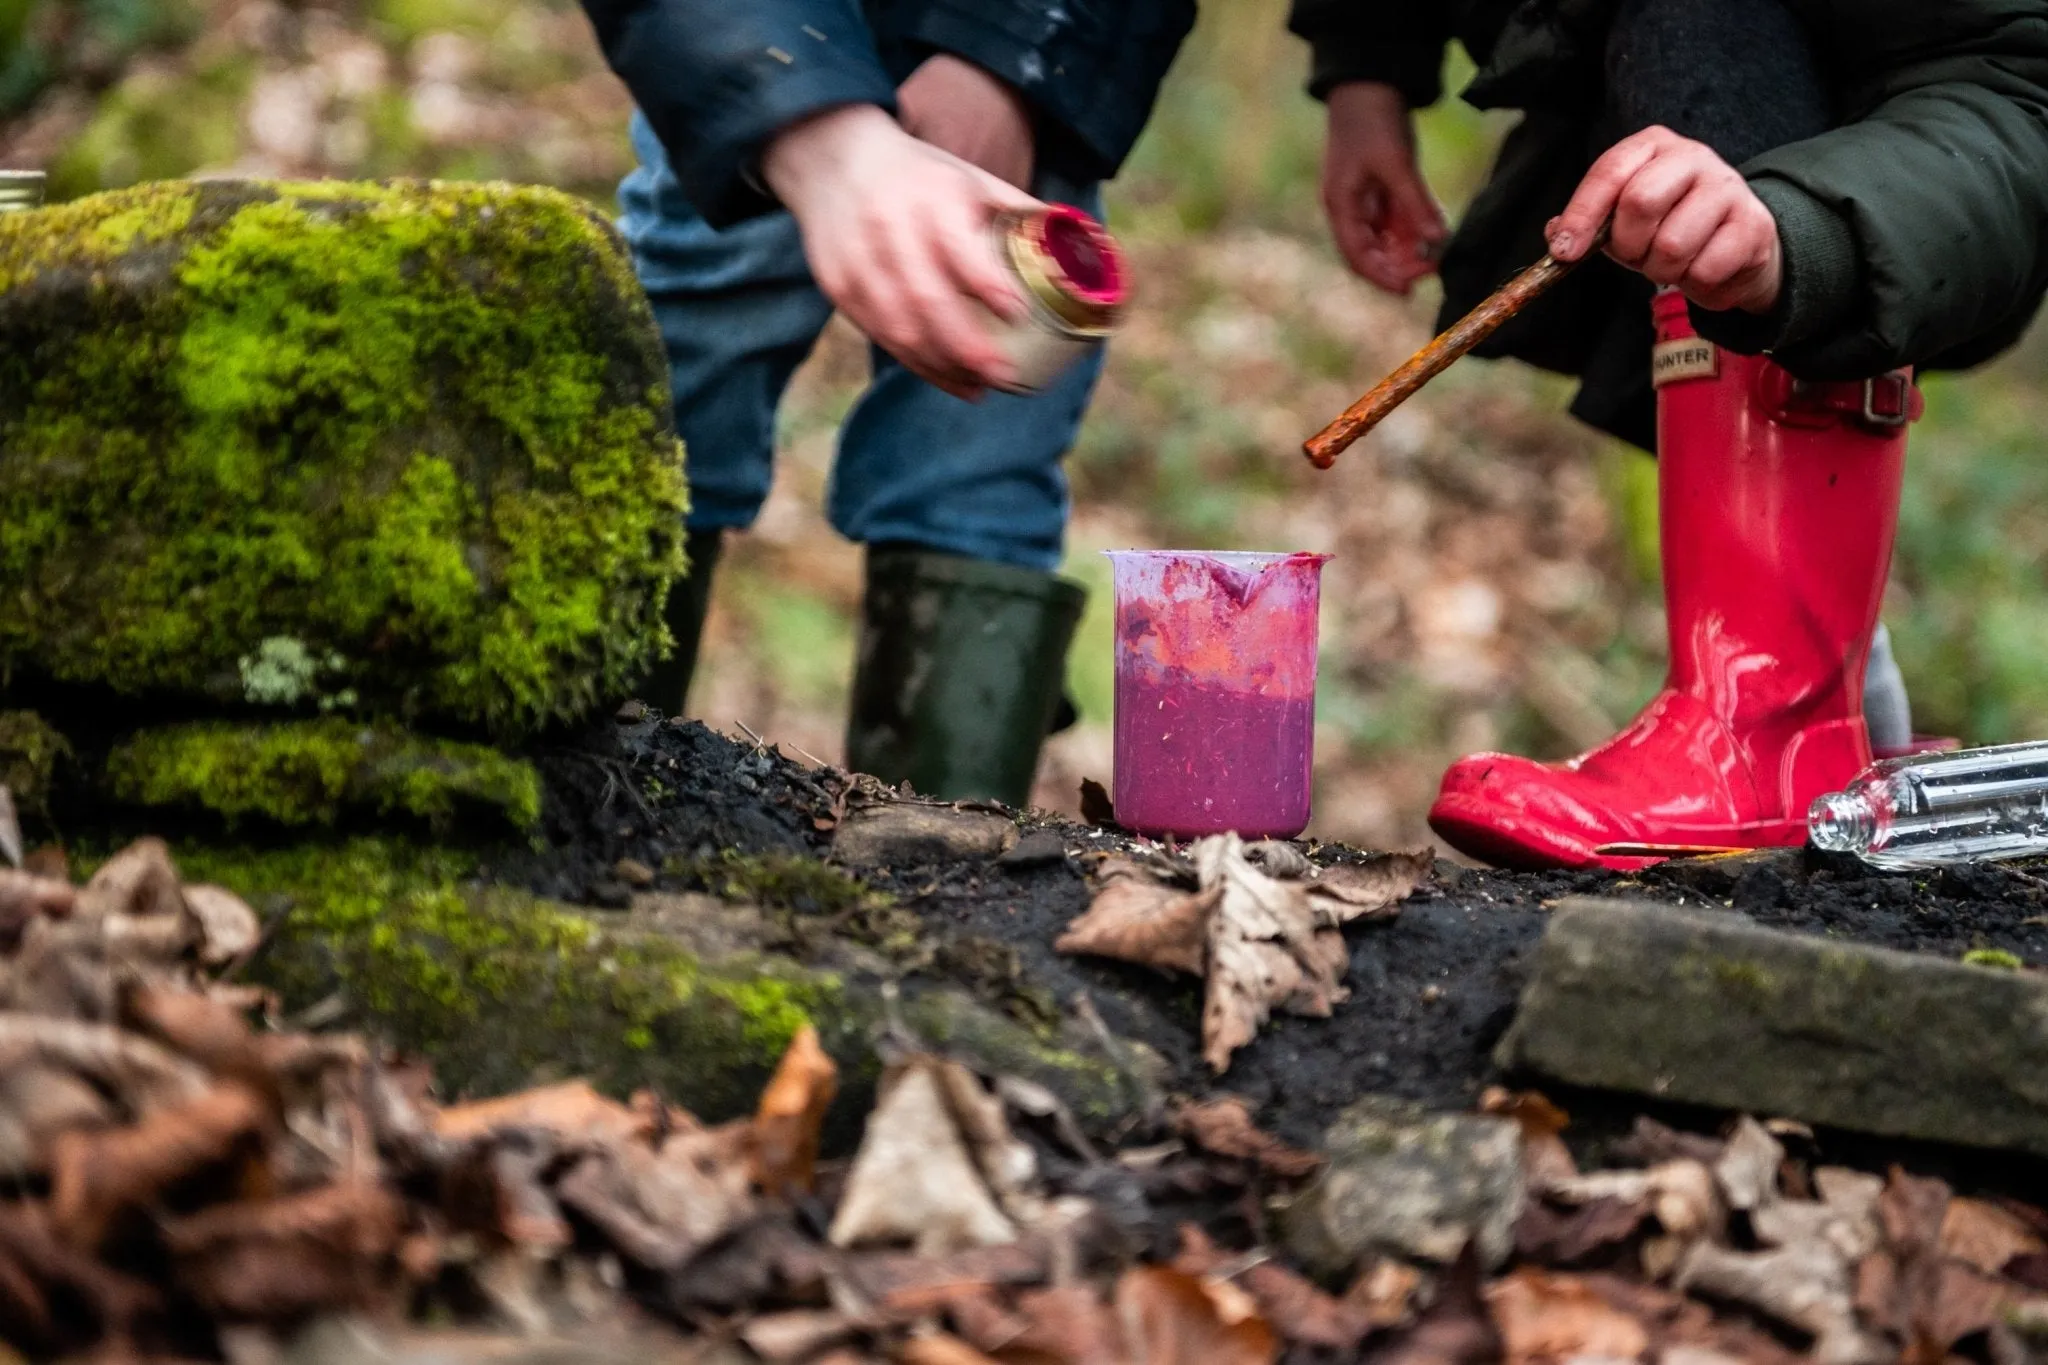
[618,114,1106,573]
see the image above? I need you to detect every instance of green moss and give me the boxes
[1965,948,2025,971]
[674,850,929,962]
[172,837,858,1117]
[0,710,68,812]
[104,719,541,831]
[0,179,685,738]
[705,973,835,1054]
[1684,951,1780,1002]
[680,850,883,916]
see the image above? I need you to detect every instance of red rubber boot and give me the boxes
[1429,291,1918,870]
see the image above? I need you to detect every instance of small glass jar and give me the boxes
[0,171,47,214]
[985,205,1127,394]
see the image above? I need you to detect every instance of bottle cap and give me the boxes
[1003,206,1127,333]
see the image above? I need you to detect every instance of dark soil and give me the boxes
[501,716,2048,1150]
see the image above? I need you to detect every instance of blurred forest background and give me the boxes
[6,0,2047,850]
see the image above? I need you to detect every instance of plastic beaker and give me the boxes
[1107,550,1330,839]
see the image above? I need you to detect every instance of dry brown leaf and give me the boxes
[999,1284,1125,1365]
[0,1015,211,1116]
[1064,835,1421,1073]
[76,838,185,922]
[898,1331,1006,1365]
[1546,1159,1722,1245]
[555,1119,755,1270]
[1710,1116,1783,1214]
[1343,1258,1422,1331]
[433,1079,649,1146]
[162,1179,406,1320]
[1477,1088,1569,1142]
[1611,1116,1724,1168]
[753,1023,839,1198]
[1171,1225,1373,1351]
[1373,1246,1502,1365]
[1171,1097,1322,1179]
[120,983,276,1108]
[1054,867,1216,977]
[855,1242,1051,1327]
[0,869,74,945]
[1115,1263,1278,1365]
[1306,850,1433,921]
[667,1208,836,1312]
[179,883,261,965]
[49,1082,270,1250]
[485,1135,574,1250]
[831,1057,1016,1254]
[21,846,65,881]
[0,1243,49,1350]
[0,1063,112,1173]
[1941,1195,2045,1275]
[0,1202,159,1352]
[1514,1195,1650,1266]
[1199,834,1344,1073]
[741,1309,858,1363]
[1858,1166,2014,1361]
[932,1284,1034,1354]
[1582,1273,1807,1365]
[1480,1088,1577,1190]
[1677,1238,1872,1360]
[1484,1266,1650,1364]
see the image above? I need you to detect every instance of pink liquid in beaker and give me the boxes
[1108,550,1330,839]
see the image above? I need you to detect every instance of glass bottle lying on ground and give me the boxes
[1808,740,2048,869]
[1108,550,1330,840]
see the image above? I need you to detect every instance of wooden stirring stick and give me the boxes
[1303,221,1612,469]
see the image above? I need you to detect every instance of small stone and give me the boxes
[613,858,656,889]
[1280,1095,1523,1274]
[615,700,648,723]
[590,880,633,910]
[996,830,1069,870]
[832,802,1019,868]
[1498,897,2048,1158]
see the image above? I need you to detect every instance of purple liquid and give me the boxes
[1113,671,1314,839]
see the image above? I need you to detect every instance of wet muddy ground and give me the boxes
[501,716,2048,1150]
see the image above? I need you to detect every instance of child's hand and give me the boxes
[763,104,1040,399]
[1320,81,1448,294]
[896,54,1035,191]
[1547,125,1783,314]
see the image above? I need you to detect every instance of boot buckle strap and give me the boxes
[1856,372,1920,428]
[1767,369,1922,429]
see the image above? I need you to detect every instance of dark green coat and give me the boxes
[1288,0,2048,444]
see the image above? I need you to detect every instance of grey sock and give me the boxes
[1864,622,1913,755]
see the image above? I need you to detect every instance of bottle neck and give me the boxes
[1808,789,1877,854]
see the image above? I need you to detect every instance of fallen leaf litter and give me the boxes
[0,834,2044,1362]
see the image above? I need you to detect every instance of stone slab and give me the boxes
[1279,1096,1523,1274]
[1498,897,2048,1157]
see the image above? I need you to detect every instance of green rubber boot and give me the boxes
[640,528,724,717]
[846,547,1087,807]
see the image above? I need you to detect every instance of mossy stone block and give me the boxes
[1499,897,2048,1157]
[175,838,1157,1135]
[0,178,686,737]
[105,718,542,832]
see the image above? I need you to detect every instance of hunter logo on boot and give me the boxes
[1652,337,1718,386]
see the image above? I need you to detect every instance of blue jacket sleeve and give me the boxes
[580,0,900,227]
[898,0,1196,181]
